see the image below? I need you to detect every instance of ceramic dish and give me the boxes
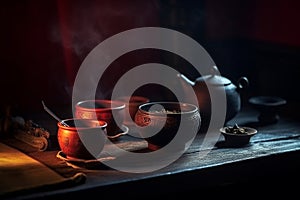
[249,96,287,124]
[220,125,257,147]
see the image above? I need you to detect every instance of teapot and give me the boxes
[178,66,249,131]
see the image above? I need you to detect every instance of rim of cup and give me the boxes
[75,99,126,111]
[138,101,199,115]
[57,118,107,130]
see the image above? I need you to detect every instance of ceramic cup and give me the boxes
[57,118,107,160]
[117,95,150,127]
[75,99,126,139]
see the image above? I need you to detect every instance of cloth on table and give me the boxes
[0,142,86,199]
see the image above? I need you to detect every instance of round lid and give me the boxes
[195,66,231,86]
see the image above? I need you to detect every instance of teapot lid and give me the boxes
[196,66,231,86]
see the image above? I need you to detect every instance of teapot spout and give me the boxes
[177,73,195,87]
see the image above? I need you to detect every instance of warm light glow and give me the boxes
[0,143,67,195]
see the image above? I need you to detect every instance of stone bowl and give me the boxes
[134,101,201,151]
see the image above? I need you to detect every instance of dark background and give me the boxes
[1,0,300,119]
[1,0,300,196]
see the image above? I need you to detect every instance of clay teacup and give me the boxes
[117,95,150,127]
[57,118,107,160]
[75,99,126,139]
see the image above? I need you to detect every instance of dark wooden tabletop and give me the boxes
[3,106,300,199]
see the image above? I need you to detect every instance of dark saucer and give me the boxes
[106,125,129,140]
[248,96,287,124]
[56,151,114,169]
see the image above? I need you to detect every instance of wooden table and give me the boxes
[3,106,300,199]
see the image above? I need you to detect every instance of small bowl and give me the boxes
[135,101,201,151]
[220,126,257,147]
[249,96,287,124]
[57,118,107,160]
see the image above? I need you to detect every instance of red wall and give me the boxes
[0,0,160,114]
[205,0,300,47]
[1,0,300,115]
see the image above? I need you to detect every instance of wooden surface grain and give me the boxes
[4,107,300,199]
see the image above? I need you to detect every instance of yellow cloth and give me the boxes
[0,142,86,198]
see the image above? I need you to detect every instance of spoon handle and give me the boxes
[41,101,69,127]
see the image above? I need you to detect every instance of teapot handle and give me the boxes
[237,77,249,91]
